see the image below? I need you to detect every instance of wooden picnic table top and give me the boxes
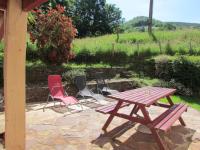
[107,87,176,106]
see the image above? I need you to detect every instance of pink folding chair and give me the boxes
[43,75,82,111]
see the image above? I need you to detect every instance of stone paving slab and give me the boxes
[1,99,200,150]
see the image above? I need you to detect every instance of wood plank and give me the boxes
[152,104,187,131]
[4,0,27,149]
[23,0,48,11]
[96,102,129,114]
[159,105,187,131]
[0,0,6,10]
[0,10,5,41]
[114,112,148,125]
[108,87,176,106]
[152,104,183,127]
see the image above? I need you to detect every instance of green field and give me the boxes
[72,29,200,56]
[161,96,200,111]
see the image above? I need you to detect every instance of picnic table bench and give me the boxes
[96,87,188,150]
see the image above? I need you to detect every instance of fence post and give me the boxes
[159,41,162,54]
[137,42,140,57]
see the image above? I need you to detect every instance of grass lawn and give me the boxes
[161,96,200,111]
[131,77,200,111]
[73,29,200,55]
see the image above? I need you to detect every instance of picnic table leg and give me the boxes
[130,104,139,116]
[139,106,166,150]
[150,129,165,150]
[166,96,186,126]
[102,101,123,132]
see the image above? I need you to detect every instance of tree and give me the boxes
[148,0,153,34]
[40,0,122,37]
[105,4,122,34]
[41,0,75,17]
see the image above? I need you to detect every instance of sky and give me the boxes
[107,0,200,23]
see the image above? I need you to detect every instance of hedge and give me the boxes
[129,55,200,95]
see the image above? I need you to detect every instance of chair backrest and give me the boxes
[74,75,86,91]
[48,75,65,97]
[95,72,107,90]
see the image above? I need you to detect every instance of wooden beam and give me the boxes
[148,0,153,33]
[4,0,27,149]
[23,0,48,11]
[0,0,6,10]
[0,11,5,41]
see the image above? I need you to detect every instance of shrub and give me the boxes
[165,41,175,55]
[178,47,186,55]
[154,55,173,81]
[74,49,128,65]
[172,57,200,92]
[153,79,193,96]
[26,42,39,61]
[62,69,86,84]
[28,5,77,65]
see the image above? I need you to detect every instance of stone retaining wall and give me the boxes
[26,79,135,102]
[26,67,128,84]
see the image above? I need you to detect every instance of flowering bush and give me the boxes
[28,5,77,65]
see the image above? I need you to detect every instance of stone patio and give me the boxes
[1,98,200,150]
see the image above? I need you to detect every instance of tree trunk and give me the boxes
[148,0,153,34]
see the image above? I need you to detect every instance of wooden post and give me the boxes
[4,0,27,149]
[158,41,162,54]
[0,10,4,40]
[148,0,153,34]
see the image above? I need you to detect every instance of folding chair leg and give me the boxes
[150,128,166,150]
[79,103,84,110]
[43,95,50,112]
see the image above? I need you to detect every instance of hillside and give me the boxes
[73,29,200,56]
[123,16,200,32]
[168,22,200,28]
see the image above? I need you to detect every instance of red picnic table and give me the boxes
[96,87,188,150]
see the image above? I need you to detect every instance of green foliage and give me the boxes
[28,5,77,65]
[73,49,128,65]
[42,0,75,16]
[0,42,4,62]
[172,57,200,92]
[123,16,163,32]
[153,79,193,96]
[165,41,175,55]
[41,0,122,37]
[26,42,39,61]
[132,77,193,96]
[62,69,86,84]
[154,55,173,80]
[153,55,200,94]
[73,29,200,57]
[160,23,176,31]
[161,96,200,111]
[123,16,200,32]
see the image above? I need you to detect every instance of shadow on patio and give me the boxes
[22,100,200,150]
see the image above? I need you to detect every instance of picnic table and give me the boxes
[96,87,188,150]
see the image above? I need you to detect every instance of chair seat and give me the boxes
[54,96,78,105]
